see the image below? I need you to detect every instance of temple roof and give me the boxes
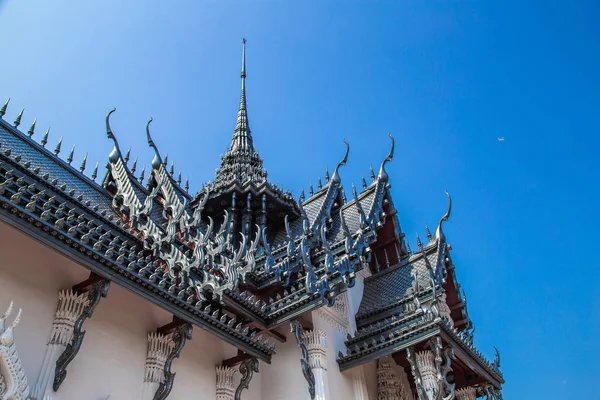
[357,241,443,318]
[0,42,502,385]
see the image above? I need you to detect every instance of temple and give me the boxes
[0,40,504,399]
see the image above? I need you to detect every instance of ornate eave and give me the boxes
[0,118,275,362]
[340,197,504,393]
[200,178,300,219]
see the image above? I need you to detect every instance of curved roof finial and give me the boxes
[105,108,122,163]
[331,139,349,184]
[493,346,501,369]
[435,191,452,242]
[377,133,394,182]
[146,117,163,169]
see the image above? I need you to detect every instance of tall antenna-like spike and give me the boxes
[79,153,87,172]
[325,166,330,182]
[228,38,255,154]
[67,145,75,164]
[369,165,375,180]
[317,176,322,189]
[416,233,422,248]
[406,240,412,255]
[14,109,24,127]
[54,137,63,155]
[139,165,146,183]
[361,174,367,189]
[27,118,37,137]
[177,171,182,185]
[124,147,131,164]
[300,188,305,202]
[309,182,314,196]
[0,98,9,118]
[131,157,138,174]
[91,162,99,181]
[170,160,174,175]
[41,127,49,147]
[185,176,189,192]
[425,224,432,240]
[164,153,168,166]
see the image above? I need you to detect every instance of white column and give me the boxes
[215,366,237,400]
[302,329,329,400]
[141,333,174,400]
[350,365,370,400]
[414,351,437,400]
[0,301,30,400]
[31,290,89,400]
[456,387,476,400]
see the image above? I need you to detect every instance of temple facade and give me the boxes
[0,40,504,400]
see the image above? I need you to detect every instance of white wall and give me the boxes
[0,221,235,400]
[0,220,377,400]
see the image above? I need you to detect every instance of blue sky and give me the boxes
[1,1,599,398]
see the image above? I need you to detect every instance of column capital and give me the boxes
[216,366,237,400]
[301,329,327,370]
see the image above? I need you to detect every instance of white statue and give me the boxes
[0,301,30,400]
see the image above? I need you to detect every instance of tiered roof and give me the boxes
[0,40,502,394]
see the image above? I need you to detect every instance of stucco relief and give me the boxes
[0,301,30,400]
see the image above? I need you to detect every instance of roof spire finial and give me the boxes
[229,38,254,154]
[139,165,146,183]
[14,109,24,128]
[80,153,87,172]
[54,137,63,155]
[241,37,247,81]
[67,145,75,164]
[27,118,37,137]
[41,127,49,147]
[91,161,99,181]
[0,98,9,118]
[124,147,131,164]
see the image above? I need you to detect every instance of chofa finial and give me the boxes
[435,191,452,242]
[146,117,163,169]
[377,133,394,182]
[331,139,349,184]
[106,108,122,163]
